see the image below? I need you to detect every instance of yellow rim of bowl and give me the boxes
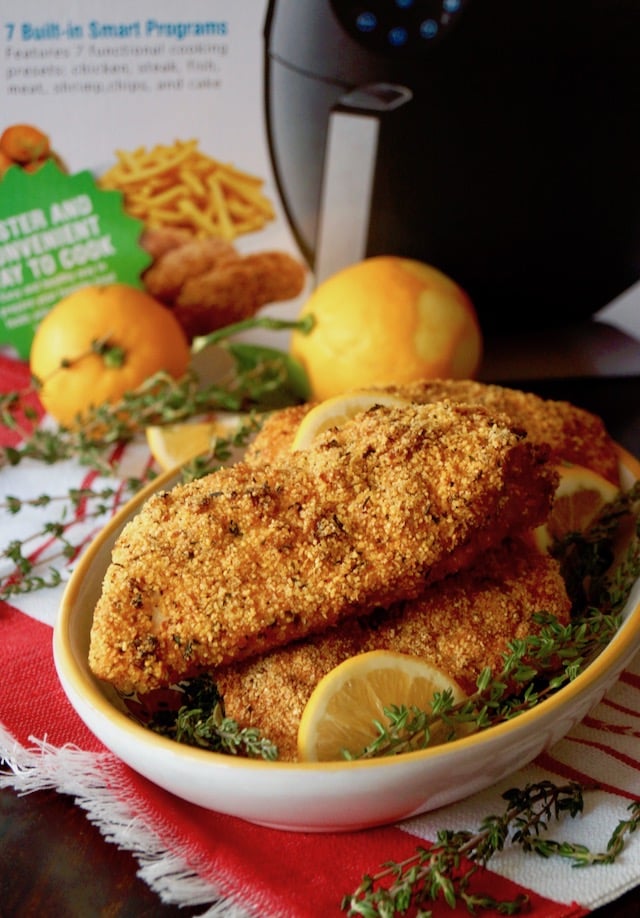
[54,447,640,772]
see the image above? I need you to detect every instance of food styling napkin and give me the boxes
[1,353,639,917]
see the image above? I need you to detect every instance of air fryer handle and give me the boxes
[314,83,413,284]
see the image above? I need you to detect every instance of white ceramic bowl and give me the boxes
[54,451,640,832]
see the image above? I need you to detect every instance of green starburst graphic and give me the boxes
[0,160,151,359]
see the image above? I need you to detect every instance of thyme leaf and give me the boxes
[0,315,310,470]
[342,784,640,915]
[142,674,277,760]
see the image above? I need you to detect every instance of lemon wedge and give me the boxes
[297,650,468,762]
[291,390,408,451]
[146,417,237,471]
[534,463,620,551]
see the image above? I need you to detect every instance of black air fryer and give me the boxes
[264,0,640,331]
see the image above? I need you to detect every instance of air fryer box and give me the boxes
[1,0,639,375]
[0,0,309,362]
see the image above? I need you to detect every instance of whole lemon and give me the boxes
[290,256,482,401]
[30,284,190,426]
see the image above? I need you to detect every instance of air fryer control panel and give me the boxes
[329,0,469,53]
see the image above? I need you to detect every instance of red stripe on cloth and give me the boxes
[565,735,640,782]
[0,600,102,752]
[600,696,640,720]
[73,467,103,521]
[536,749,640,801]
[582,712,640,738]
[0,355,44,446]
[1,600,572,917]
[118,765,579,918]
[618,669,640,690]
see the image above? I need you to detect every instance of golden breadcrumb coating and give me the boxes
[388,379,620,484]
[245,403,311,467]
[216,537,571,760]
[245,379,619,484]
[89,401,556,694]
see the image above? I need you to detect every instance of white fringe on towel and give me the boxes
[0,724,253,918]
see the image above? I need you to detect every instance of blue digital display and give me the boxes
[356,12,378,33]
[388,25,409,46]
[420,19,438,39]
[331,1,467,54]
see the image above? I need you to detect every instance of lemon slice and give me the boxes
[534,463,620,551]
[146,417,237,471]
[297,650,468,762]
[291,390,408,451]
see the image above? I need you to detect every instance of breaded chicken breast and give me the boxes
[216,537,571,761]
[393,379,620,484]
[89,401,556,694]
[245,402,311,467]
[245,379,619,484]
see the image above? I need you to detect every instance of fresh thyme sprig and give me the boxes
[346,608,619,760]
[142,674,278,760]
[178,411,264,482]
[2,369,226,467]
[2,368,272,471]
[174,705,278,760]
[341,783,640,915]
[0,314,311,470]
[0,480,151,600]
[553,480,640,615]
